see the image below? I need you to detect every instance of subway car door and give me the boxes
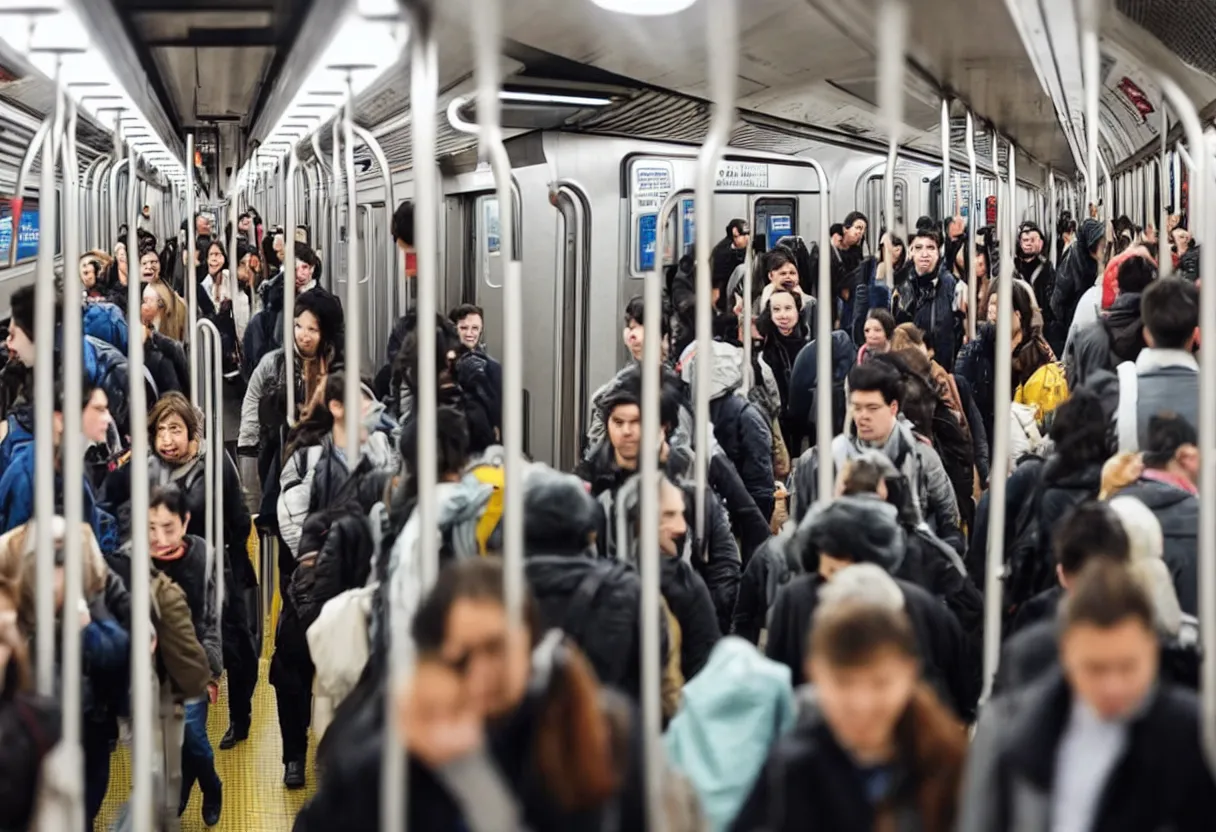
[470,192,506,360]
[753,197,798,253]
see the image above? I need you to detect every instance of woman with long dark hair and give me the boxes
[757,287,811,454]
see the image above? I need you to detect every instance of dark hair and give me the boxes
[810,600,918,667]
[599,363,681,433]
[847,360,902,406]
[147,391,201,444]
[410,557,616,811]
[392,200,415,246]
[1141,276,1198,350]
[829,223,845,238]
[726,218,748,237]
[294,241,319,270]
[9,285,35,342]
[149,483,190,521]
[914,215,935,233]
[1116,254,1155,295]
[449,303,484,325]
[910,227,942,249]
[839,457,886,496]
[523,470,599,556]
[293,288,341,351]
[1141,411,1198,469]
[865,308,896,340]
[1054,500,1130,576]
[399,403,470,480]
[1062,559,1155,632]
[843,211,868,231]
[1048,387,1109,469]
[622,295,671,337]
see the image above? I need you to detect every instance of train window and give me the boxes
[753,197,797,250]
[626,157,678,276]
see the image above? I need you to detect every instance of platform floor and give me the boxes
[96,531,315,831]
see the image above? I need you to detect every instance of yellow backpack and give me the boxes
[1014,361,1069,426]
[467,463,505,555]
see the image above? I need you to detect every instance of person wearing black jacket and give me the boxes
[143,324,189,397]
[1050,216,1106,330]
[295,559,652,832]
[1015,222,1064,353]
[764,494,976,720]
[1064,251,1154,390]
[892,228,963,372]
[577,374,742,632]
[959,561,1216,832]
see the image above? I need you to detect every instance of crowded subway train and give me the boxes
[0,0,1215,829]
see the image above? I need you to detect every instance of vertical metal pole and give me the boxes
[350,126,396,359]
[198,320,226,633]
[1048,169,1057,265]
[1159,75,1215,772]
[879,0,907,256]
[981,134,1015,702]
[332,121,341,292]
[33,94,60,698]
[59,90,86,832]
[809,160,834,502]
[1081,0,1100,214]
[693,0,736,575]
[1160,108,1173,277]
[126,138,154,832]
[285,148,298,424]
[342,78,361,466]
[473,0,522,629]
[940,98,951,225]
[965,112,978,338]
[187,133,199,405]
[387,5,436,830]
[740,194,755,395]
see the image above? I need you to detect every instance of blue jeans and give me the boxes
[180,699,220,806]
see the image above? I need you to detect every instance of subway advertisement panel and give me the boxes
[0,198,41,265]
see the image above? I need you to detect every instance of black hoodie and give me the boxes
[1050,217,1105,327]
[1065,291,1146,390]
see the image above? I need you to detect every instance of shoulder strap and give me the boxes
[1116,359,1139,452]
[562,563,618,646]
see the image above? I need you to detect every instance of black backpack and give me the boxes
[1001,480,1054,628]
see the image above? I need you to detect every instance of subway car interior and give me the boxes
[0,0,1214,829]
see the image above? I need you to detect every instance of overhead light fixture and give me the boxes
[588,0,697,15]
[500,90,613,107]
[235,2,405,190]
[0,2,186,182]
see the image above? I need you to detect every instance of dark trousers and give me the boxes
[270,600,314,764]
[84,719,113,827]
[222,576,258,727]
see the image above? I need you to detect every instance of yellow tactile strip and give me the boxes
[96,527,315,831]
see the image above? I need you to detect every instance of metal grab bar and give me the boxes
[81,154,111,251]
[350,123,397,341]
[387,3,437,829]
[940,98,951,228]
[1081,0,1100,213]
[739,194,756,396]
[1158,76,1215,773]
[966,112,979,338]
[187,134,200,406]
[285,146,299,426]
[878,0,907,260]
[109,157,130,246]
[197,318,227,647]
[9,116,52,269]
[1047,169,1057,267]
[125,134,155,832]
[59,90,87,832]
[1159,108,1173,277]
[342,77,362,466]
[981,133,1016,703]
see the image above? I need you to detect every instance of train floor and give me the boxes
[96,535,314,831]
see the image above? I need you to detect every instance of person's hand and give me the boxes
[78,599,92,631]
[207,681,219,705]
[396,659,483,769]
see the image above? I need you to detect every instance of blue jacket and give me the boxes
[0,443,117,554]
[83,301,129,354]
[0,406,33,479]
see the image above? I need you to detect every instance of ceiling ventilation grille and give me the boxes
[1116,0,1216,78]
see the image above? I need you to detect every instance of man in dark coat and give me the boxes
[1116,411,1200,615]
[764,494,976,720]
[959,561,1216,832]
[1050,217,1106,330]
[1064,252,1154,390]
[892,228,963,372]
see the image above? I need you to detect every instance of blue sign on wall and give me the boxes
[681,199,695,255]
[638,213,657,271]
[769,214,792,235]
[16,209,39,261]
